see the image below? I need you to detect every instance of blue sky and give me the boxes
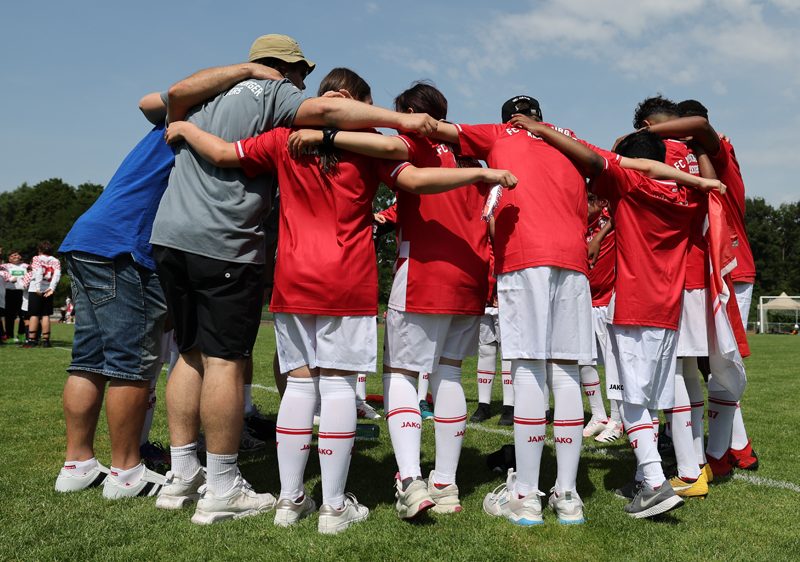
[1,0,798,204]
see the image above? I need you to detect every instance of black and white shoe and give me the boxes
[102,466,166,499]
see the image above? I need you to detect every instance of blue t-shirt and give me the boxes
[60,123,174,270]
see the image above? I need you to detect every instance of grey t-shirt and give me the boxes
[150,78,304,264]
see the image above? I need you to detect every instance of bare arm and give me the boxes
[139,92,167,125]
[509,115,604,177]
[429,122,461,145]
[395,166,517,195]
[691,143,718,179]
[588,219,613,267]
[167,63,284,123]
[287,129,410,160]
[164,121,240,167]
[618,156,725,193]
[643,116,720,156]
[293,97,438,136]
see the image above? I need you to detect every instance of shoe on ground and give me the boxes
[140,441,170,473]
[498,405,514,426]
[669,471,709,498]
[427,472,462,514]
[469,403,491,423]
[356,400,382,420]
[595,420,623,443]
[395,474,435,519]
[22,339,38,348]
[729,440,759,470]
[55,460,109,492]
[318,493,369,534]
[483,469,544,526]
[40,340,52,348]
[102,465,166,499]
[419,400,434,421]
[583,417,608,438]
[156,468,206,510]
[701,463,714,483]
[244,406,276,441]
[706,452,735,480]
[548,488,585,524]
[190,475,276,525]
[614,479,643,501]
[274,493,317,527]
[239,426,266,454]
[624,480,684,519]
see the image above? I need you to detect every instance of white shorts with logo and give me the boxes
[604,323,678,410]
[274,313,377,373]
[383,309,480,373]
[676,288,709,357]
[590,305,609,366]
[733,282,753,330]
[497,266,593,363]
[479,306,501,346]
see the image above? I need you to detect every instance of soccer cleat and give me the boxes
[190,475,276,525]
[140,441,170,473]
[583,417,608,438]
[274,493,317,527]
[729,440,759,471]
[548,488,586,525]
[394,475,435,519]
[40,340,52,348]
[614,479,644,501]
[22,339,38,348]
[498,405,514,426]
[244,406,276,441]
[102,466,166,499]
[669,471,709,499]
[356,400,382,420]
[624,480,684,519]
[701,463,714,483]
[469,403,492,423]
[55,460,109,492]
[483,469,544,526]
[706,453,735,480]
[156,468,206,510]
[318,493,369,534]
[419,400,434,421]
[239,426,266,454]
[427,473,462,514]
[595,420,623,443]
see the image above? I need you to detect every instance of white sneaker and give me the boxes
[102,466,166,499]
[548,488,586,524]
[583,417,608,438]
[356,400,382,420]
[318,493,369,534]
[55,460,109,492]
[483,469,544,526]
[190,475,276,525]
[395,475,435,519]
[427,472,462,514]
[156,468,206,510]
[274,493,316,527]
[595,420,624,443]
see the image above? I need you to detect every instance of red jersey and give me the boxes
[387,134,489,315]
[586,207,615,307]
[456,123,588,276]
[665,139,708,289]
[710,138,755,283]
[237,129,409,316]
[592,159,700,330]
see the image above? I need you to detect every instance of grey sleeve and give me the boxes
[270,82,306,129]
[160,91,169,106]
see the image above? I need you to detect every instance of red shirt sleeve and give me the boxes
[394,134,417,161]
[377,160,413,190]
[379,203,398,224]
[591,158,637,202]
[236,130,282,178]
[456,124,503,160]
[708,137,732,174]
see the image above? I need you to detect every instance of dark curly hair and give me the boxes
[633,95,679,129]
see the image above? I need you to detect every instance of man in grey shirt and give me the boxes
[149,34,438,525]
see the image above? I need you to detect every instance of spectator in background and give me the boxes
[25,241,62,348]
[1,250,29,343]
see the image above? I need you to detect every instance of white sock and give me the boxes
[430,363,467,486]
[511,359,547,496]
[669,359,700,480]
[620,402,664,488]
[63,457,98,475]
[170,442,202,480]
[609,399,621,424]
[243,384,254,416]
[552,363,583,494]
[206,452,239,495]
[477,343,497,405]
[501,361,514,406]
[579,365,608,421]
[356,373,367,402]
[731,403,749,450]
[706,378,737,459]
[140,373,159,445]
[276,376,318,500]
[318,375,358,509]
[110,462,145,486]
[384,372,422,479]
[682,357,706,466]
[417,372,430,403]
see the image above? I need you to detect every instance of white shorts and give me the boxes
[590,305,609,366]
[734,282,753,330]
[604,323,678,410]
[274,313,377,373]
[479,307,501,346]
[498,266,593,363]
[383,309,480,373]
[676,288,709,357]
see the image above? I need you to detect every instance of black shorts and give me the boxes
[28,293,54,317]
[153,246,264,360]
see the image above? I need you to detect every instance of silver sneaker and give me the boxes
[274,493,317,527]
[102,465,166,499]
[318,493,369,534]
[483,469,545,526]
[395,476,435,519]
[624,479,684,519]
[190,475,276,525]
[427,472,462,514]
[55,460,109,493]
[156,468,206,510]
[548,488,585,524]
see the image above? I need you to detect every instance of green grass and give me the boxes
[1,324,799,561]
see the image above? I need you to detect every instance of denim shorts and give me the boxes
[66,252,167,381]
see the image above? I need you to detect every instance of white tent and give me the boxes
[758,292,800,333]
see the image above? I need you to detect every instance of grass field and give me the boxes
[1,323,799,561]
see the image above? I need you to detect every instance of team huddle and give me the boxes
[54,34,758,534]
